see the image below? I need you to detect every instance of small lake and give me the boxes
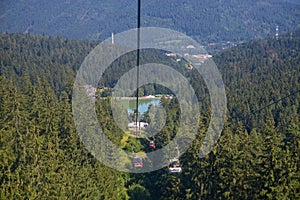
[119,99,161,114]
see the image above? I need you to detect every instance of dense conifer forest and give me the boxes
[1,0,300,44]
[0,30,299,199]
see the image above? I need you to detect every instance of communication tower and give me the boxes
[275,26,279,40]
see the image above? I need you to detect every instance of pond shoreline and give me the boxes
[114,96,161,100]
[112,95,173,100]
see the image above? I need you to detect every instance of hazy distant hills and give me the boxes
[0,0,299,45]
[286,0,300,5]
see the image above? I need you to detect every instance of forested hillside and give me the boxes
[0,30,299,199]
[128,30,300,200]
[1,0,299,45]
[0,34,128,199]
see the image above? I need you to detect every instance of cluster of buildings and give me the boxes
[191,53,212,63]
[165,44,213,68]
[128,122,149,129]
[85,85,97,99]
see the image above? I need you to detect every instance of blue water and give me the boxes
[128,99,161,114]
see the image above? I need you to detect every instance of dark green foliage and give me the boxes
[127,183,151,200]
[0,30,299,199]
[215,30,300,130]
[0,33,96,96]
[129,30,300,199]
[0,34,128,199]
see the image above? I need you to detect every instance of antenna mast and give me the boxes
[111,32,114,44]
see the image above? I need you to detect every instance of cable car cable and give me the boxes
[132,0,143,168]
[249,89,300,116]
[135,0,141,127]
[226,89,300,129]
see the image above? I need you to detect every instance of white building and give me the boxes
[128,122,149,128]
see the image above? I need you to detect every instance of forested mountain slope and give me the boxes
[130,29,300,200]
[0,33,97,96]
[215,30,300,129]
[0,29,299,199]
[0,0,299,45]
[0,35,128,199]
